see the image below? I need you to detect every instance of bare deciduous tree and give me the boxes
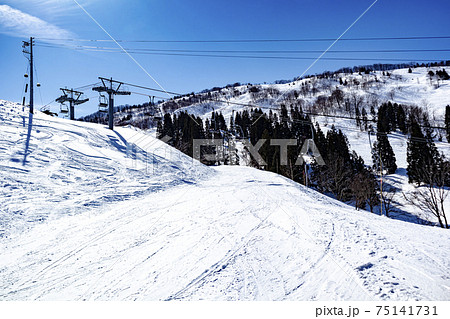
[350,170,378,212]
[381,188,396,217]
[403,161,450,228]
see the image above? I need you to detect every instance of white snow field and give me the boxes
[172,67,450,121]
[0,100,449,301]
[168,66,450,223]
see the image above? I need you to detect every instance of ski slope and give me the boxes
[0,101,449,301]
[0,100,211,237]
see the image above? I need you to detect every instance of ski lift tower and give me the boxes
[55,88,89,120]
[92,77,131,130]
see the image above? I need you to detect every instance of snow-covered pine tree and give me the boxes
[375,102,398,175]
[372,133,397,174]
[407,118,425,184]
[395,104,407,134]
[377,102,396,134]
[406,115,440,184]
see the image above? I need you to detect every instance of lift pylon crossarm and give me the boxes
[74,98,89,105]
[55,96,67,104]
[56,88,87,102]
[93,86,131,96]
[92,86,108,93]
[115,91,132,96]
[55,88,89,120]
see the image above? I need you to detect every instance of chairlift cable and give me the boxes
[35,35,450,43]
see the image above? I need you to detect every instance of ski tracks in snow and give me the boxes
[1,102,449,300]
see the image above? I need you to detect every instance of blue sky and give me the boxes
[0,0,449,117]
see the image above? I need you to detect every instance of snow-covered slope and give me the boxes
[162,66,450,224]
[0,100,449,301]
[0,100,211,237]
[170,66,450,121]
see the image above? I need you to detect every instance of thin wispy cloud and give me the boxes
[0,4,75,39]
[3,0,86,16]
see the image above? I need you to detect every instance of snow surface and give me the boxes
[0,100,449,301]
[168,67,450,224]
[173,67,450,121]
[0,100,211,237]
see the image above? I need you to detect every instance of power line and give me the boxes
[60,79,448,142]
[74,82,102,91]
[33,38,447,131]
[295,0,379,86]
[65,78,448,132]
[72,0,179,117]
[35,35,450,43]
[243,106,447,130]
[247,106,446,131]
[118,81,448,131]
[121,81,180,95]
[33,44,448,62]
[69,81,450,134]
[34,44,450,54]
[128,91,169,100]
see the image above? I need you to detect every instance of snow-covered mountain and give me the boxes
[0,100,449,300]
[149,65,450,225]
[161,66,448,121]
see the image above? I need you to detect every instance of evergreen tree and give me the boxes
[407,117,424,184]
[377,105,397,175]
[372,133,397,174]
[326,126,351,164]
[204,118,211,138]
[377,102,394,133]
[156,119,163,139]
[310,125,356,201]
[406,115,439,184]
[396,104,407,134]
[161,113,174,143]
[439,69,450,80]
[313,122,327,161]
[422,113,441,167]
